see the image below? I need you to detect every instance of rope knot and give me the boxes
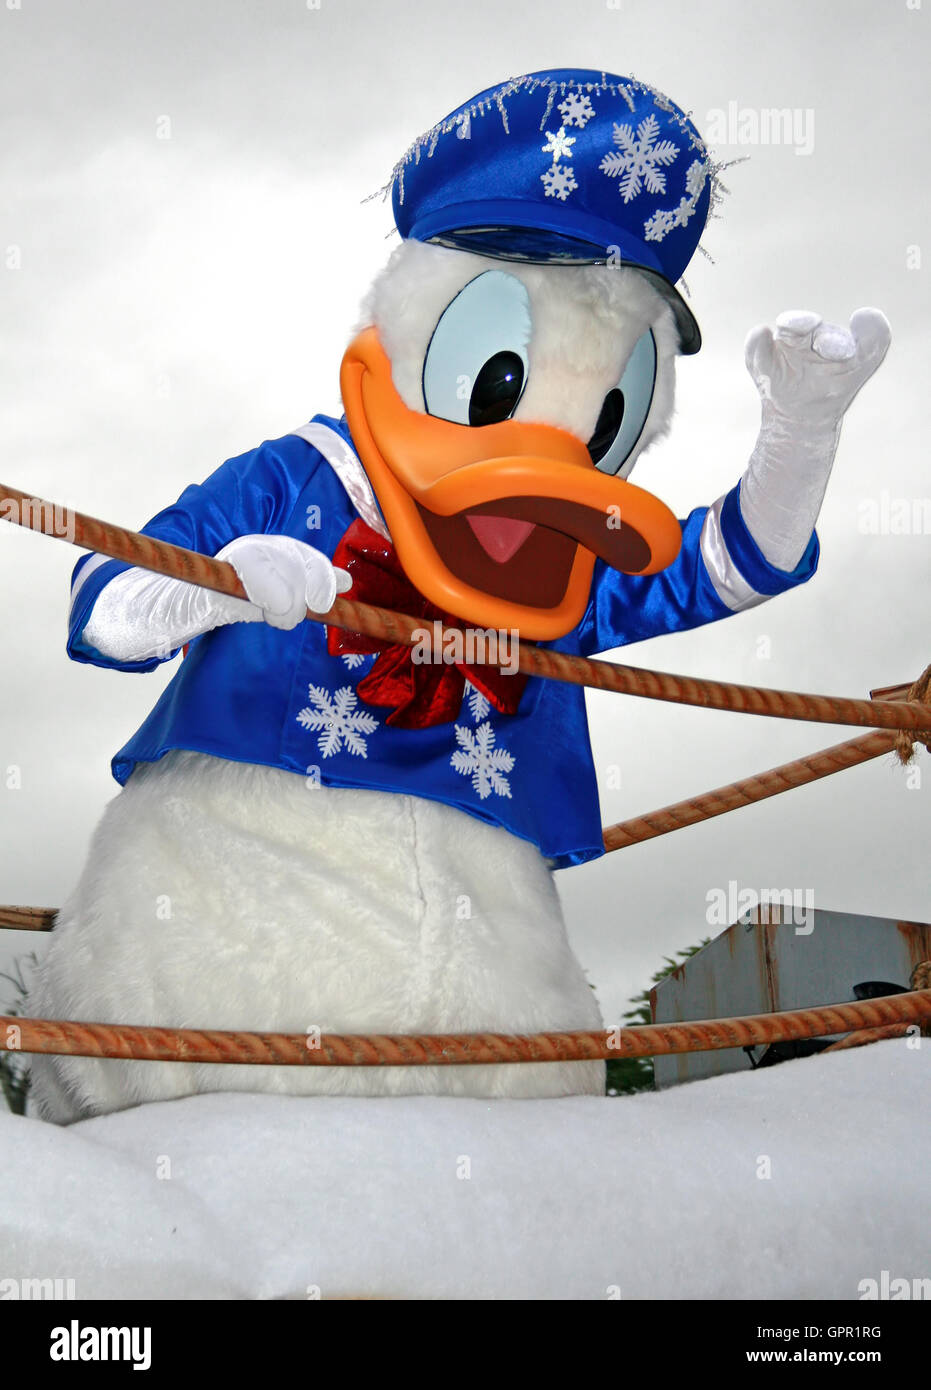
[894,663,931,765]
[909,960,931,1038]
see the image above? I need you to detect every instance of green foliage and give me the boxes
[0,955,35,1116]
[605,938,710,1096]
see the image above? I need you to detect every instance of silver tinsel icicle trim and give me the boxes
[366,72,743,266]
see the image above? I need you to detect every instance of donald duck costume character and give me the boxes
[27,70,890,1121]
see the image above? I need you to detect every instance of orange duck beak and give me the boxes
[340,327,682,640]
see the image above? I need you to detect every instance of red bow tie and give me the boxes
[326,518,527,729]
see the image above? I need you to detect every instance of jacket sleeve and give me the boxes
[575,481,820,657]
[67,435,321,672]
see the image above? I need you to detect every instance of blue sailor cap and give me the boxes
[389,69,719,354]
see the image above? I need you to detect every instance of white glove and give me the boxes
[81,534,352,664]
[738,307,891,571]
[216,534,352,627]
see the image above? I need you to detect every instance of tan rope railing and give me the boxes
[601,728,900,851]
[2,988,929,1067]
[2,483,930,735]
[0,907,56,931]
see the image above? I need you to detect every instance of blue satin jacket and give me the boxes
[68,414,818,869]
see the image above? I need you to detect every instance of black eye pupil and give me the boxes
[587,389,626,465]
[468,351,525,427]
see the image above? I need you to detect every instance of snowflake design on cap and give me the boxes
[539,120,579,203]
[450,721,514,800]
[644,158,709,243]
[685,159,707,197]
[644,209,675,241]
[542,125,576,160]
[541,163,579,202]
[296,684,379,758]
[558,90,596,129]
[599,114,679,203]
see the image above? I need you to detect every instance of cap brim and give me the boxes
[628,267,702,356]
[424,226,702,355]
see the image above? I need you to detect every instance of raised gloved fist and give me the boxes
[744,307,891,431]
[734,306,892,573]
[217,534,352,630]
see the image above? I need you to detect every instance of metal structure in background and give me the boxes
[652,909,931,1088]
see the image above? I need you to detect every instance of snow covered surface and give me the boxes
[2,1041,928,1300]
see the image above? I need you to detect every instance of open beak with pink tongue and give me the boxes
[467,514,536,564]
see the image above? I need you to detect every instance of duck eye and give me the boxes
[587,388,625,464]
[469,351,525,427]
[590,330,658,478]
[422,270,531,426]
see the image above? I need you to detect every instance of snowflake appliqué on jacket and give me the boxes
[450,722,514,800]
[296,684,379,758]
[599,115,679,203]
[464,682,490,723]
[558,91,595,129]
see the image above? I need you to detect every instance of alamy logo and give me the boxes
[410,622,521,677]
[857,490,930,535]
[0,495,75,542]
[0,1276,75,1300]
[705,880,814,934]
[858,1271,930,1300]
[705,101,815,156]
[49,1319,151,1370]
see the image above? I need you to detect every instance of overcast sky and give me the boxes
[1,0,928,1025]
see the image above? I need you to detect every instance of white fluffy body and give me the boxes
[28,752,604,1123]
[362,239,679,465]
